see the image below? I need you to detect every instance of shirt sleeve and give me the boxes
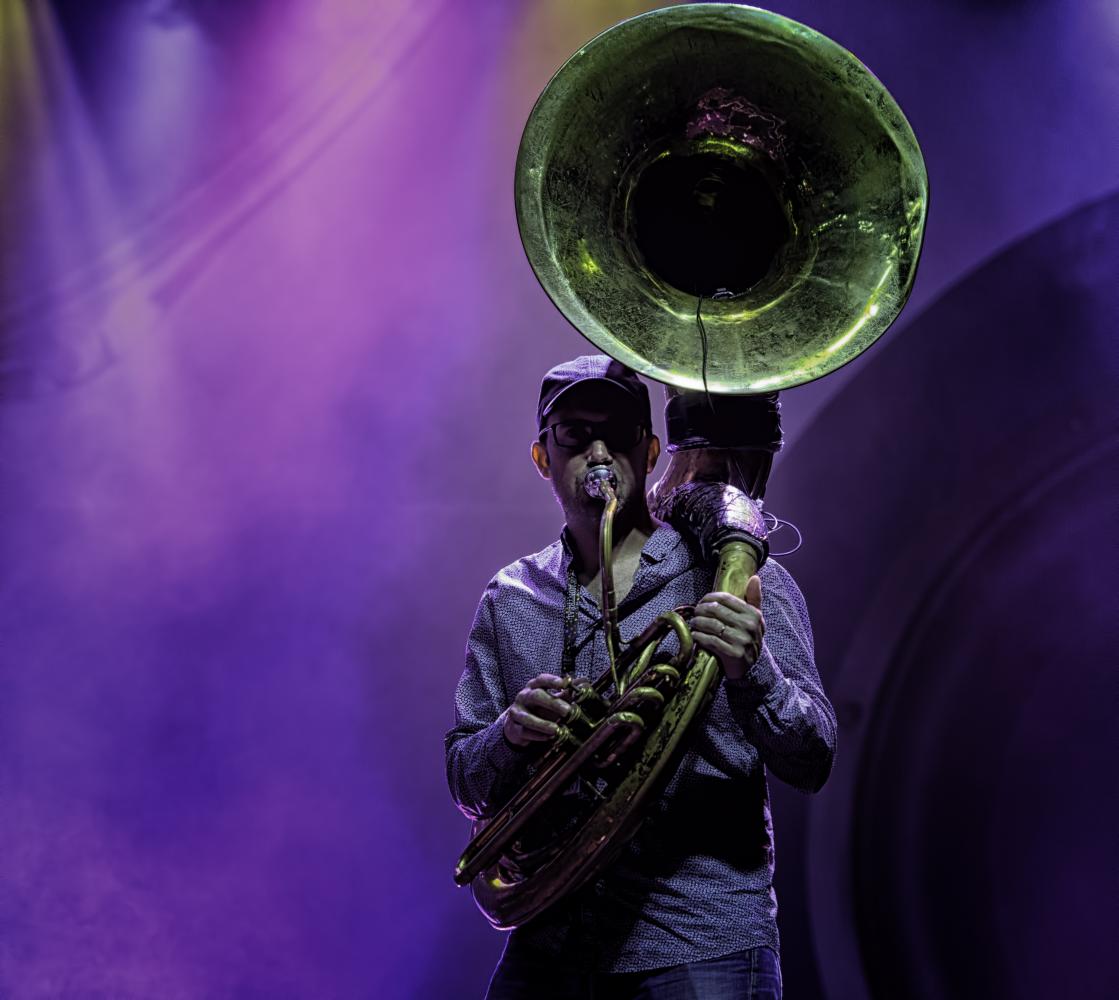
[444,583,538,820]
[724,560,837,793]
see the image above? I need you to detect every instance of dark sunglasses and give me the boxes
[540,419,647,451]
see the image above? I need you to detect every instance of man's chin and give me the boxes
[562,490,614,517]
[583,488,630,511]
[557,478,642,520]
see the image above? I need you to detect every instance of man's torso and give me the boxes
[481,525,783,972]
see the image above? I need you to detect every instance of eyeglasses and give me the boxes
[540,419,647,451]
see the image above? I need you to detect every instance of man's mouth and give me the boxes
[583,466,618,499]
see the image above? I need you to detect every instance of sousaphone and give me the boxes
[454,2,927,929]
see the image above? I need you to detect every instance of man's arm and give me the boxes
[444,586,535,820]
[715,561,837,793]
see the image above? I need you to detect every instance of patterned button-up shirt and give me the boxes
[446,523,836,973]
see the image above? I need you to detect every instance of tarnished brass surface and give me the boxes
[516,3,928,393]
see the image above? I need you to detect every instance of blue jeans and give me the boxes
[485,945,782,999]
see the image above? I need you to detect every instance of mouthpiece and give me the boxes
[583,467,617,499]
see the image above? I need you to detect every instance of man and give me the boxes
[446,355,836,999]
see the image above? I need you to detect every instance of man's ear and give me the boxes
[531,438,552,480]
[645,433,661,474]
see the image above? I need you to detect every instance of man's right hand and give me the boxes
[503,674,585,748]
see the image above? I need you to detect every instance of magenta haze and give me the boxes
[0,1,1116,999]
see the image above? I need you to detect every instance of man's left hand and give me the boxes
[691,576,765,681]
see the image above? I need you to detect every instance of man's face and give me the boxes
[530,383,660,519]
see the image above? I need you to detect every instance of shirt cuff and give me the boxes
[724,650,783,708]
[483,713,534,773]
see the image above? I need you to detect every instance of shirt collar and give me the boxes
[559,521,683,568]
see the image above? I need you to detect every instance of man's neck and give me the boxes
[567,506,657,586]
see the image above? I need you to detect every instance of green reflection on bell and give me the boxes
[578,239,602,276]
[515,3,928,394]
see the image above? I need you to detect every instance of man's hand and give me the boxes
[690,576,765,681]
[503,674,586,748]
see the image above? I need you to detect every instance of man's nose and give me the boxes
[587,438,613,464]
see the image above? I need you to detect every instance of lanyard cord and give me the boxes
[562,563,581,677]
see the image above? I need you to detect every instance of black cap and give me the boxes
[536,355,651,430]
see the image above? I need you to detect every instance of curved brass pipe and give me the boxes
[454,522,760,929]
[596,479,623,692]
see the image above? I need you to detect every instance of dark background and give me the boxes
[1,1,1115,997]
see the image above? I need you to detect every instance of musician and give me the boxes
[447,355,836,999]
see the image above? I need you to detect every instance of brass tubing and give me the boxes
[460,538,760,924]
[710,538,758,605]
[454,708,647,886]
[597,479,623,692]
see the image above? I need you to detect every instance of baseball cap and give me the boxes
[536,355,652,430]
